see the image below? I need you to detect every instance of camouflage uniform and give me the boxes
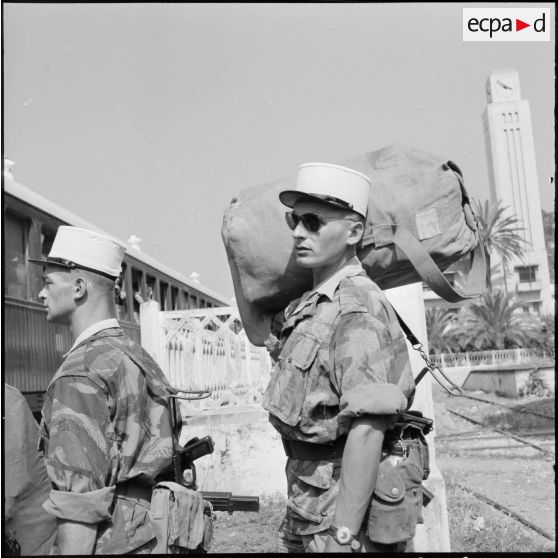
[40,326,174,554]
[262,258,415,547]
[4,384,57,555]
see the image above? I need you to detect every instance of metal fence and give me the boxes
[430,348,555,368]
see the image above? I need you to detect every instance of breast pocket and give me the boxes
[262,332,320,426]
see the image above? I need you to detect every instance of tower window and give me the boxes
[515,265,538,283]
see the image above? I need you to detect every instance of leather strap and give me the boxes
[282,436,346,461]
[392,224,486,303]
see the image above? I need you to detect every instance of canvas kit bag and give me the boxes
[222,144,485,346]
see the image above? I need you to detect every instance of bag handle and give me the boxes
[392,224,486,303]
[391,305,463,397]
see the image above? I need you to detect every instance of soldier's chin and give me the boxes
[295,253,315,268]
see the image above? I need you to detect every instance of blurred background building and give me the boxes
[424,68,554,316]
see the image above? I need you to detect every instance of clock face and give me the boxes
[489,73,520,102]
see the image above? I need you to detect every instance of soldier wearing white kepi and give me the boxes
[262,163,423,552]
[29,227,179,554]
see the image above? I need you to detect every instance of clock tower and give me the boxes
[482,69,553,315]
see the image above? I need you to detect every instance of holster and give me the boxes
[367,412,432,545]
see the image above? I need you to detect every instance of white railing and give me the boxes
[430,348,555,368]
[140,303,272,408]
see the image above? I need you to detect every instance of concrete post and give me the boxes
[385,283,451,552]
[140,300,162,365]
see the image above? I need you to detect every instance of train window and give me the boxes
[4,212,28,299]
[115,263,129,321]
[170,286,179,310]
[158,281,168,311]
[132,268,145,323]
[146,274,157,301]
[190,294,197,308]
[40,226,56,257]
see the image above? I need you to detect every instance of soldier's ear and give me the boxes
[74,276,88,301]
[346,220,364,246]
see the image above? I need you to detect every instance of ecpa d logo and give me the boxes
[463,8,550,41]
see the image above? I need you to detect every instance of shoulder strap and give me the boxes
[392,224,486,303]
[390,305,463,396]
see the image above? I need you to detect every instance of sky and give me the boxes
[2,2,555,299]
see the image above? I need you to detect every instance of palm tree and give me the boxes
[451,290,542,351]
[424,307,459,354]
[472,199,528,291]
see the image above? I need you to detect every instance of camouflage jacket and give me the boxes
[262,259,415,535]
[40,327,174,554]
[4,384,57,555]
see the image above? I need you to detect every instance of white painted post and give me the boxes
[514,347,521,364]
[385,283,451,552]
[140,300,162,365]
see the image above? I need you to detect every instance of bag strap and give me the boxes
[392,224,486,303]
[391,305,463,396]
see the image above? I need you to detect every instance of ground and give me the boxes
[209,386,555,553]
[433,384,555,552]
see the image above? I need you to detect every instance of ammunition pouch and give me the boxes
[149,481,214,553]
[367,413,432,545]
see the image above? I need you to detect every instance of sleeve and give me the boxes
[335,310,408,430]
[42,375,116,523]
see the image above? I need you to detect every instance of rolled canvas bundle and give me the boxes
[222,144,485,346]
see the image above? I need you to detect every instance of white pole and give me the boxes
[385,283,451,552]
[140,300,162,365]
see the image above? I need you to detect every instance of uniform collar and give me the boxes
[312,256,364,301]
[64,318,120,357]
[287,257,364,320]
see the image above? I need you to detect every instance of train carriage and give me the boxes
[3,172,229,413]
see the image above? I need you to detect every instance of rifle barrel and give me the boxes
[201,491,260,513]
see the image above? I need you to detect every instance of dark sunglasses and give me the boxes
[285,211,353,233]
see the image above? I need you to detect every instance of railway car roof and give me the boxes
[4,175,231,305]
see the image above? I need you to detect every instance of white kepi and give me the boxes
[29,226,126,278]
[279,162,371,218]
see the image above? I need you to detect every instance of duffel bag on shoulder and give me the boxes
[222,144,485,345]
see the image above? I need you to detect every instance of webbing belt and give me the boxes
[282,436,347,461]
